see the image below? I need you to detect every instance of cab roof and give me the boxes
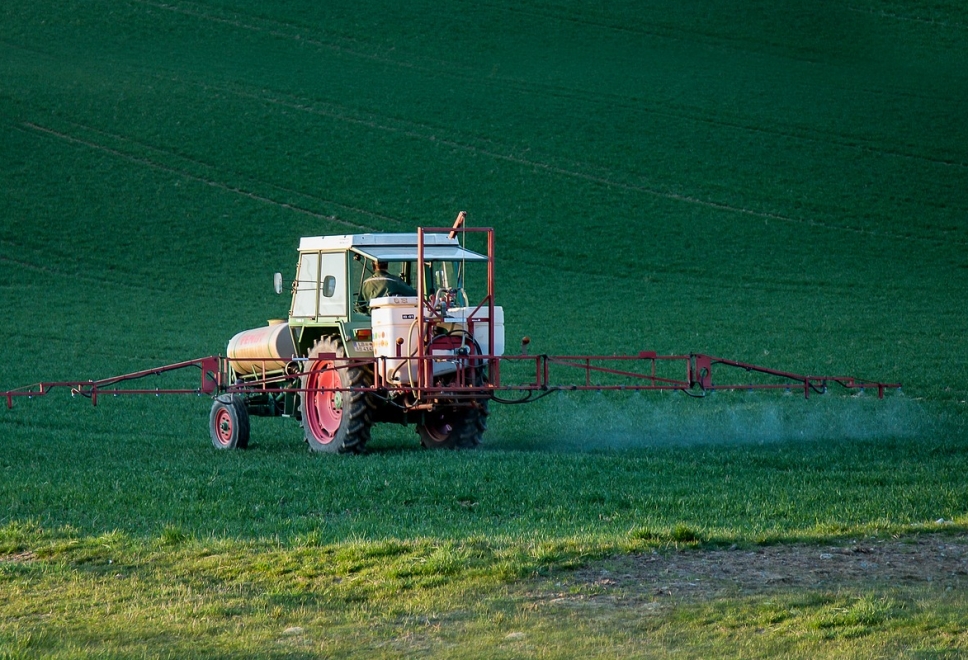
[298,233,488,262]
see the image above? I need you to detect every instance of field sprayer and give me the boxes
[3,214,901,453]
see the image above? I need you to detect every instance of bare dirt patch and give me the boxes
[537,534,968,605]
[0,550,36,563]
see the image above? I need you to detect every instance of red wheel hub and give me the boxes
[424,413,453,444]
[214,408,233,447]
[306,363,342,443]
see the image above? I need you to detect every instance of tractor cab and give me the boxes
[284,232,497,361]
[221,224,505,452]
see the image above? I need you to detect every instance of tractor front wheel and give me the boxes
[209,394,250,450]
[300,337,373,454]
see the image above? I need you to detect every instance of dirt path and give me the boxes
[550,534,968,602]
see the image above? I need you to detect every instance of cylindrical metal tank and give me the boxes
[226,321,297,378]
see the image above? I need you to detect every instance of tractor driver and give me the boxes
[361,260,417,308]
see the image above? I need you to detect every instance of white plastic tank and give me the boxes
[370,296,421,383]
[370,297,504,383]
[442,306,505,356]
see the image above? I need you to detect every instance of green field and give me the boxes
[2,1,968,657]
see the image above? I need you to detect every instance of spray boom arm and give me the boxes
[4,350,899,409]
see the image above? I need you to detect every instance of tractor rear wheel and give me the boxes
[417,359,489,450]
[300,336,373,454]
[209,394,250,450]
[417,400,488,449]
[417,401,488,449]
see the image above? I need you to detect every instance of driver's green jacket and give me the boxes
[361,270,417,304]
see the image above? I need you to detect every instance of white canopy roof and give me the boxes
[298,233,487,262]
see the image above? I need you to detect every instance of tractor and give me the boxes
[4,215,901,449]
[215,220,503,453]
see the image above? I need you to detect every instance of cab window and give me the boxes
[291,252,319,317]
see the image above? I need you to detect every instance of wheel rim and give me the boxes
[214,407,233,447]
[423,412,453,444]
[307,363,342,443]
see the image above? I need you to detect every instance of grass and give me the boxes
[3,525,968,658]
[2,0,968,656]
[2,394,964,543]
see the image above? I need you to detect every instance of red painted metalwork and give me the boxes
[213,406,235,448]
[416,226,498,399]
[2,351,900,409]
[303,356,343,444]
[3,356,222,408]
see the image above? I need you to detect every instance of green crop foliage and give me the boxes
[2,0,967,656]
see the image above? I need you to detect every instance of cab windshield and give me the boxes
[351,257,473,317]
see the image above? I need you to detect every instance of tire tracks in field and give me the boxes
[133,0,416,69]
[17,81,963,249]
[14,120,394,232]
[164,3,968,245]
[474,1,832,66]
[137,0,968,172]
[847,5,968,29]
[13,22,953,196]
[6,24,964,247]
[11,6,967,217]
[0,239,172,294]
[7,60,963,249]
[37,117,406,230]
[177,78,966,248]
